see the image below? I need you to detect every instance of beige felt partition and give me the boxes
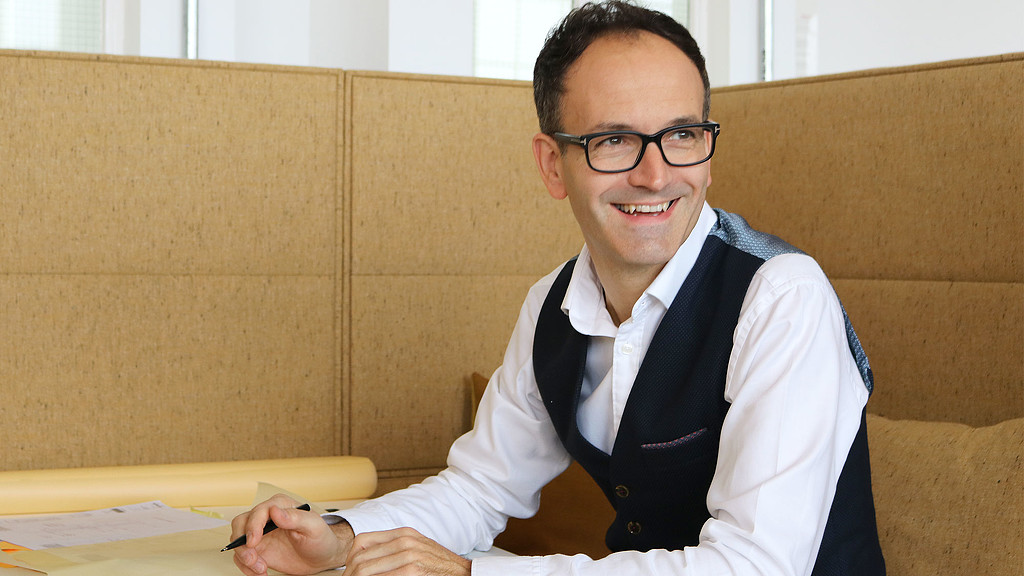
[4,47,1019,504]
[0,51,344,471]
[708,54,1024,426]
[832,279,1022,426]
[343,72,582,482]
[710,55,1022,284]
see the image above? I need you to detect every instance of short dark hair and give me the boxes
[533,0,711,135]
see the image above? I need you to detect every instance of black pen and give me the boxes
[221,503,311,552]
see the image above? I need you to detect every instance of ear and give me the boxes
[532,132,568,200]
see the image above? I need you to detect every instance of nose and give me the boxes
[627,140,670,191]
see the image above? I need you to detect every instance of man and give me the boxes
[231,2,885,575]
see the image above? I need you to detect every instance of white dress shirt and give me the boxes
[338,203,870,576]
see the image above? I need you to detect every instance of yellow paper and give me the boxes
[8,490,357,576]
[11,526,243,575]
[0,457,376,515]
[0,566,45,575]
[0,556,45,574]
[2,541,44,574]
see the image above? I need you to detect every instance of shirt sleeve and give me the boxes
[471,254,870,576]
[337,270,573,555]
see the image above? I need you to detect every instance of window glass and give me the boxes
[474,0,571,80]
[0,0,103,53]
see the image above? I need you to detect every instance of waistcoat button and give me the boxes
[626,521,642,534]
[614,484,630,498]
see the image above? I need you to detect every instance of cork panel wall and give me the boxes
[708,55,1023,283]
[345,72,582,472]
[0,52,342,470]
[346,72,581,276]
[834,278,1023,426]
[0,275,336,470]
[0,52,337,275]
[348,275,540,470]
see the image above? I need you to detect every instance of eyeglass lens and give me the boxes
[587,127,712,172]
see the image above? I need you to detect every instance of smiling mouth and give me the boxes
[615,200,674,215]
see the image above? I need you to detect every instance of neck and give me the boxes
[597,262,663,327]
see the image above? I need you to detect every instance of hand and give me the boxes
[230,493,353,576]
[345,527,472,576]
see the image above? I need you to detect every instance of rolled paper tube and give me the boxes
[0,456,376,515]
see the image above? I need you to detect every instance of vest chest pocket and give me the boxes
[638,427,718,481]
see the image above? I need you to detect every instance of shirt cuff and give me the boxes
[471,554,539,576]
[324,507,393,537]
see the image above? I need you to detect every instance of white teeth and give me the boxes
[616,201,672,215]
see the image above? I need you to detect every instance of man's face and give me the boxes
[540,31,712,281]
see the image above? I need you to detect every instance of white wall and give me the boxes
[816,0,1024,75]
[195,0,233,62]
[387,0,474,76]
[189,0,470,74]
[105,0,183,59]
[140,0,185,58]
[701,0,776,87]
[195,0,311,66]
[234,0,310,66]
[116,0,1022,83]
[309,0,387,70]
[194,0,388,69]
[702,0,1023,85]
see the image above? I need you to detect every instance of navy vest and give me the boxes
[533,210,884,574]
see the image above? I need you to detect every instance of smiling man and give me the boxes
[231,2,886,575]
[534,28,714,327]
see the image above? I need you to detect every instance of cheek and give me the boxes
[565,188,600,227]
[679,165,711,198]
[694,159,712,186]
[564,170,617,207]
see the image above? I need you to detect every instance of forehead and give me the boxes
[560,31,705,133]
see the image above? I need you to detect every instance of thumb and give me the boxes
[268,504,315,534]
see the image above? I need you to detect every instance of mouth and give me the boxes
[614,199,675,215]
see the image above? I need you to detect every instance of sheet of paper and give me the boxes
[0,555,45,574]
[253,482,332,514]
[6,490,502,576]
[1,541,43,573]
[10,526,240,576]
[10,524,350,575]
[0,502,226,550]
[3,487,343,575]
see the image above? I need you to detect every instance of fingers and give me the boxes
[227,499,469,576]
[347,527,420,561]
[345,528,471,576]
[229,493,302,548]
[228,493,303,575]
[232,546,268,576]
[229,497,352,575]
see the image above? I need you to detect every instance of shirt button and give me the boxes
[621,342,634,354]
[614,484,629,498]
[626,521,642,534]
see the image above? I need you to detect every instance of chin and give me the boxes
[619,246,678,270]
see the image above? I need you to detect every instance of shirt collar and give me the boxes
[561,202,718,337]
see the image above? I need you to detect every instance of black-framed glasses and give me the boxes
[553,122,721,174]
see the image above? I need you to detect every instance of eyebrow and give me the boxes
[587,116,704,133]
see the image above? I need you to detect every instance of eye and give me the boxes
[665,128,699,142]
[592,134,629,150]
